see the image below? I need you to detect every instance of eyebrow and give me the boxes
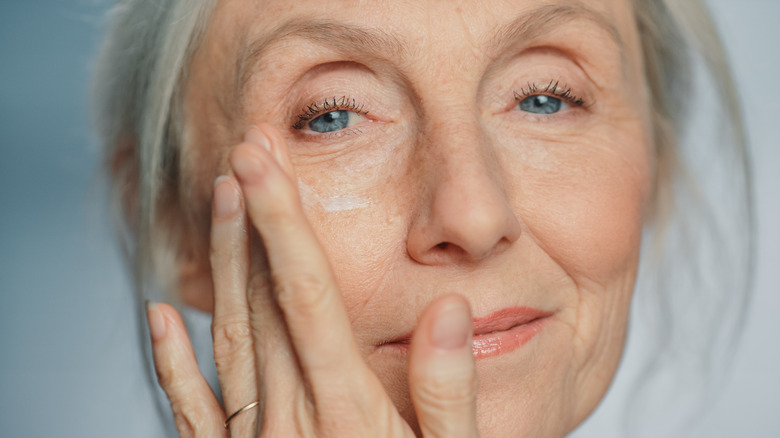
[235,3,623,102]
[487,3,624,57]
[235,21,405,104]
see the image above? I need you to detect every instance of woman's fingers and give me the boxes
[225,126,479,436]
[210,172,305,435]
[209,176,258,435]
[147,302,227,438]
[409,295,479,438]
[229,125,369,394]
[245,251,308,435]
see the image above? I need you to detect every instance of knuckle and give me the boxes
[159,381,223,437]
[155,360,182,392]
[172,404,222,438]
[172,412,196,437]
[415,372,478,412]
[272,272,332,315]
[211,320,252,364]
[155,366,174,390]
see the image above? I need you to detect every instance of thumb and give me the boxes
[409,294,479,438]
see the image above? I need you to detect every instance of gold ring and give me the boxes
[224,400,259,430]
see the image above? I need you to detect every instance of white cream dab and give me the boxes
[320,195,371,212]
[298,179,371,212]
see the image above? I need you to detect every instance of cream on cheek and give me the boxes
[297,179,372,213]
[289,130,412,331]
[293,133,404,215]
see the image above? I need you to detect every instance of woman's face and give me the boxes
[180,0,653,435]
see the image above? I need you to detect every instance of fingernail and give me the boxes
[213,176,239,219]
[146,301,167,342]
[245,125,271,152]
[431,300,470,351]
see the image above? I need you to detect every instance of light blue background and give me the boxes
[1,1,778,436]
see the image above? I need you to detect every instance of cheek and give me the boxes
[494,123,652,426]
[292,136,413,327]
[507,129,651,283]
[304,202,401,296]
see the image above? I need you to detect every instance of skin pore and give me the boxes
[175,0,654,435]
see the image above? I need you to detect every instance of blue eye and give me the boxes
[517,95,569,115]
[309,110,348,133]
[308,110,366,133]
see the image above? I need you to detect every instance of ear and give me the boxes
[168,190,215,314]
[178,254,215,314]
[109,133,215,314]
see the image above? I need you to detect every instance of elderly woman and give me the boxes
[93,0,752,436]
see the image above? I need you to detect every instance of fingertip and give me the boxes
[229,141,268,184]
[408,295,476,398]
[155,303,193,340]
[244,125,272,151]
[430,295,473,352]
[252,123,296,179]
[214,174,232,186]
[146,301,167,342]
[413,294,473,355]
[155,302,180,319]
[410,295,479,438]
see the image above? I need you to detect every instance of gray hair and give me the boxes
[92,0,752,434]
[92,0,217,301]
[625,0,753,435]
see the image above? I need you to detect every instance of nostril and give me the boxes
[436,242,449,250]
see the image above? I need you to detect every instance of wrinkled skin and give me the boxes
[148,0,655,436]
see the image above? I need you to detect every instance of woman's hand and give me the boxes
[146,124,479,437]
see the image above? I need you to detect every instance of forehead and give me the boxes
[192,0,644,126]
[217,0,634,37]
[203,0,639,72]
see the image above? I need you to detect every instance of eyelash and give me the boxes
[292,95,369,130]
[290,81,582,133]
[514,80,585,107]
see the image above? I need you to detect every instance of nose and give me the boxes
[406,119,522,265]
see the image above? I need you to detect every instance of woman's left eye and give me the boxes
[308,110,367,133]
[516,95,570,115]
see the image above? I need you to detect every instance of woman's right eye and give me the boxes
[516,95,569,115]
[308,110,366,133]
[294,96,371,134]
[513,82,585,116]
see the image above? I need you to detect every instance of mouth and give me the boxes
[379,307,551,360]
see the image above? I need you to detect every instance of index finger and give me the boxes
[229,125,368,388]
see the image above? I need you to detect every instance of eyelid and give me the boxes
[292,95,369,130]
[514,80,585,107]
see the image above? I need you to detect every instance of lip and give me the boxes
[379,306,551,360]
[471,307,550,359]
